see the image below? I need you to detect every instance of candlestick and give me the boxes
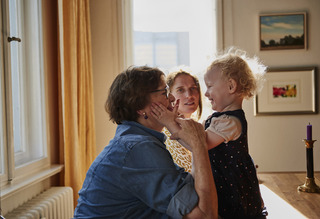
[307,123,312,140]
[297,139,320,193]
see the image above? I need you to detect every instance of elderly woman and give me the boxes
[73,66,217,219]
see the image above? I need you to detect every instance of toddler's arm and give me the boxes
[205,115,242,150]
[206,131,225,150]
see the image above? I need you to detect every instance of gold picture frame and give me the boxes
[260,12,307,51]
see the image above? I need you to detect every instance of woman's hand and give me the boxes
[171,118,206,151]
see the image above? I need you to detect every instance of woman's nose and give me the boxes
[185,89,195,98]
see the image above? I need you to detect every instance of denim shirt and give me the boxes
[74,121,199,219]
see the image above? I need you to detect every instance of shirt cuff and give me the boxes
[166,174,199,218]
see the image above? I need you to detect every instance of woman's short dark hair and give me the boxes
[105,66,164,124]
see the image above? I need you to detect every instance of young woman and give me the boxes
[163,70,202,172]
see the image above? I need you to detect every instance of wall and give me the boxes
[90,0,121,153]
[90,0,320,172]
[223,0,320,171]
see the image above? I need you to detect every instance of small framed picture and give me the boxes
[254,67,317,115]
[259,12,307,51]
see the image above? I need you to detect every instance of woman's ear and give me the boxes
[137,110,145,116]
[137,109,148,119]
[228,79,237,94]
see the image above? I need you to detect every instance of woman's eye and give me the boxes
[177,88,184,93]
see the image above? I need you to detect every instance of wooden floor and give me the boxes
[258,172,320,219]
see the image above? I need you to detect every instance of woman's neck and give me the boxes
[136,117,163,132]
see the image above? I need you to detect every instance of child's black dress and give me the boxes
[205,109,267,219]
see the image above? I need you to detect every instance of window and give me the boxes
[1,0,48,187]
[131,0,218,72]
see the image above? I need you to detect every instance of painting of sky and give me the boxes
[260,14,304,44]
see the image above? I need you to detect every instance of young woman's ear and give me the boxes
[228,79,237,94]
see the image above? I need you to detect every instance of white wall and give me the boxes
[223,0,320,172]
[90,0,320,172]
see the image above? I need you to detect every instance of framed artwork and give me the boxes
[254,67,317,115]
[259,12,307,51]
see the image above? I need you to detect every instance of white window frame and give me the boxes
[0,0,50,188]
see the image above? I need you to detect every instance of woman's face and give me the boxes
[170,74,200,118]
[146,75,175,114]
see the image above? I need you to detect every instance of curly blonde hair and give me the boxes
[207,48,267,99]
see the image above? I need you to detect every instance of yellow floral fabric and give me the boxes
[163,127,192,173]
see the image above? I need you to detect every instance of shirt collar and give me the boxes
[121,121,167,143]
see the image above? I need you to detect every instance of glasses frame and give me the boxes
[150,85,170,98]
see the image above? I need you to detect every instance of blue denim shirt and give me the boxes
[74,121,198,219]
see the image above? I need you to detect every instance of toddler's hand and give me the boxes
[151,100,181,133]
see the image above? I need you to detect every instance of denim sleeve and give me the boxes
[166,174,199,218]
[121,141,199,218]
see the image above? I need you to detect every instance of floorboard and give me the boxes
[258,172,320,219]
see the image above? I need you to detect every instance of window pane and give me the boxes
[133,0,216,72]
[9,0,23,153]
[8,0,46,166]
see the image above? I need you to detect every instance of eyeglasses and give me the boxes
[151,85,170,98]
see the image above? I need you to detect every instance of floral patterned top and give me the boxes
[163,127,192,173]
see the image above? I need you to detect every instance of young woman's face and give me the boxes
[204,67,231,112]
[170,74,200,118]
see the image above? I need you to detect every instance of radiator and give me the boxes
[4,187,74,219]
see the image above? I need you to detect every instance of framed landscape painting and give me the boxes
[254,67,316,115]
[260,12,307,51]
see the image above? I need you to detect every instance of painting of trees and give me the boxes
[260,12,306,50]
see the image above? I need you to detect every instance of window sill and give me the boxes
[1,164,63,200]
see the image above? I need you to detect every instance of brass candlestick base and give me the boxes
[298,177,320,193]
[297,139,320,193]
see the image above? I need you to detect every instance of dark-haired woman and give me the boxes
[73,66,218,219]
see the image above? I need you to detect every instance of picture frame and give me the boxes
[259,12,307,51]
[254,67,317,115]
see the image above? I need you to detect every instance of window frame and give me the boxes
[0,0,50,187]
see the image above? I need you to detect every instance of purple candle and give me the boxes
[307,123,312,140]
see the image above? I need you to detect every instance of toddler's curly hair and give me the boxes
[207,47,267,99]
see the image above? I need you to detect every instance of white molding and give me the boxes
[1,164,63,200]
[119,0,134,69]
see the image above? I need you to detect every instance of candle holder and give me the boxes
[297,139,320,193]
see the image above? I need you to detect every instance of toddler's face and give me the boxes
[204,67,231,112]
